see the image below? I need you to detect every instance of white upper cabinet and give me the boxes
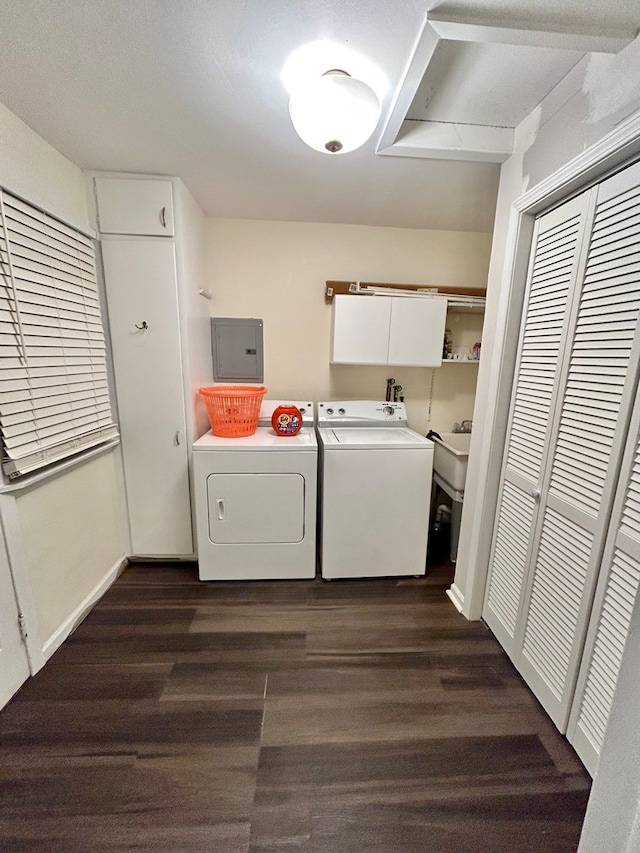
[95,178,175,236]
[331,294,447,366]
[388,295,447,366]
[331,295,391,365]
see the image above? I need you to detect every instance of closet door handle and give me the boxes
[530,488,541,500]
[160,206,167,228]
[216,499,225,521]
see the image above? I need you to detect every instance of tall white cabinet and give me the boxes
[94,176,210,557]
[483,158,640,775]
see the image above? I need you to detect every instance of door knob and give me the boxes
[530,488,541,500]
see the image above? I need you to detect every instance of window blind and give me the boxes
[0,189,119,479]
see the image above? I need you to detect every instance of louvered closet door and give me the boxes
[567,390,640,775]
[517,160,640,731]
[483,192,594,657]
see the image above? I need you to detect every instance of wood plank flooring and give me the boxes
[0,561,590,852]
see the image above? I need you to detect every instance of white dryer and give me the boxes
[193,401,317,580]
[317,401,433,579]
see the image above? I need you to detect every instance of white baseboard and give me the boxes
[40,556,127,665]
[446,583,465,613]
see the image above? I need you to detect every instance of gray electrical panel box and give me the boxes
[211,317,264,382]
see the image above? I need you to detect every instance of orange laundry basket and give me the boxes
[199,385,267,437]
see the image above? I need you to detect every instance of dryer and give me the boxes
[193,401,317,580]
[317,401,433,579]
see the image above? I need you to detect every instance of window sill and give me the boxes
[0,439,120,497]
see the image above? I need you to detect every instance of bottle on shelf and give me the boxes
[443,329,452,360]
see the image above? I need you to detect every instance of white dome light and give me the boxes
[288,71,381,154]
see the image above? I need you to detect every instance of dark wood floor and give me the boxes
[0,561,590,852]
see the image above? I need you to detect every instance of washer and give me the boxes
[317,401,433,579]
[193,401,317,580]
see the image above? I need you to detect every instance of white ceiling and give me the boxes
[0,1,637,233]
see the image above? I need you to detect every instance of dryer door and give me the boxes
[207,474,304,543]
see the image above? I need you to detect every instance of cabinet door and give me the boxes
[388,296,447,366]
[484,191,594,656]
[101,238,193,556]
[95,178,174,236]
[331,294,448,366]
[331,294,391,364]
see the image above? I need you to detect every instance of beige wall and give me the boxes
[0,101,89,231]
[15,455,124,645]
[207,219,492,434]
[0,102,127,662]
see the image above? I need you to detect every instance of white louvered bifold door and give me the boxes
[566,395,640,775]
[483,192,594,657]
[517,160,640,732]
[565,168,640,774]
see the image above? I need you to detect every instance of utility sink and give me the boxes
[431,432,471,494]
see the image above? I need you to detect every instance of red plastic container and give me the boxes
[271,405,302,436]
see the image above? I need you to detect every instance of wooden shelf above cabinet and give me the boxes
[325,280,486,304]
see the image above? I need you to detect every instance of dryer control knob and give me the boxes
[338,408,346,415]
[383,405,395,416]
[326,407,334,415]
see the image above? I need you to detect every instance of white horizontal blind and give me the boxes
[0,190,118,478]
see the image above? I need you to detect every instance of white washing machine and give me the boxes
[193,401,317,580]
[317,401,433,579]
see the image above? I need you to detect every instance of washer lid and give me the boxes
[319,426,433,450]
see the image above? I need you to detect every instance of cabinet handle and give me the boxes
[160,206,167,228]
[216,499,225,521]
[530,488,541,500]
[174,430,181,446]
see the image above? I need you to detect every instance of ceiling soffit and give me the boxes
[377,13,638,163]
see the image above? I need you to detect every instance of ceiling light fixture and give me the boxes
[288,70,381,154]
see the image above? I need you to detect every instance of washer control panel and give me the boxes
[317,401,408,424]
